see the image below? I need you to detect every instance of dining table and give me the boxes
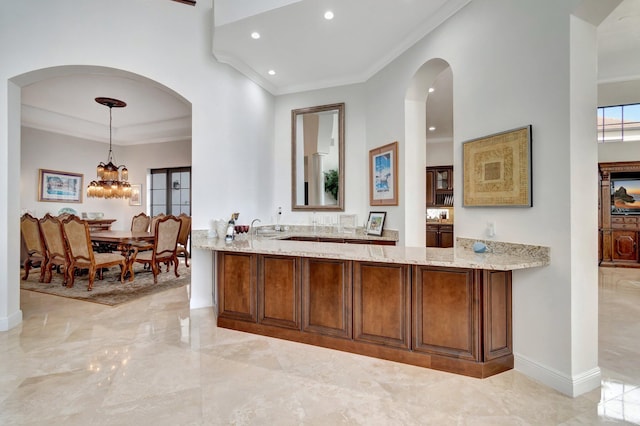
[90,230,155,280]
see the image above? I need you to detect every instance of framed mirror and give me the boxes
[291,103,345,211]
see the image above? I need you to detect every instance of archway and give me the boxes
[404,58,453,247]
[10,65,192,326]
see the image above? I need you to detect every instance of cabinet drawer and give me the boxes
[612,216,638,224]
[612,216,639,229]
[613,223,639,230]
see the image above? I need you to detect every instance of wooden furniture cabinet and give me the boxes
[426,165,453,207]
[599,161,640,267]
[86,219,116,232]
[426,224,454,248]
[216,251,513,378]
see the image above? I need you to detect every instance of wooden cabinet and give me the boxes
[599,161,640,267]
[612,231,638,261]
[426,224,453,248]
[216,251,513,379]
[302,258,352,339]
[413,266,479,360]
[217,252,257,322]
[426,166,453,207]
[258,255,300,329]
[353,262,411,349]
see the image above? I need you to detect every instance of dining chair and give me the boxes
[62,215,126,291]
[38,213,70,285]
[131,212,151,232]
[20,213,46,282]
[150,213,165,233]
[133,215,182,284]
[176,213,191,267]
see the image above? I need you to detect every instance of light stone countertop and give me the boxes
[192,229,549,271]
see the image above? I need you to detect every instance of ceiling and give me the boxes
[20,0,640,146]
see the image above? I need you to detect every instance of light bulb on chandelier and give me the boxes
[87,97,132,199]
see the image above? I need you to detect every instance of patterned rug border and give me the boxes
[20,262,190,307]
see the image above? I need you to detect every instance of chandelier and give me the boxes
[86,97,131,199]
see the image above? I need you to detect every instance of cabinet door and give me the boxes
[426,225,439,247]
[426,169,435,207]
[612,231,638,261]
[302,258,352,339]
[440,225,454,248]
[353,262,411,348]
[258,255,300,330]
[412,266,480,361]
[217,252,257,322]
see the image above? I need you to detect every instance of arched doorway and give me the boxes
[404,58,453,247]
[13,65,192,320]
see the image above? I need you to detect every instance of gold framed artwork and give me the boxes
[462,125,532,207]
[369,141,399,206]
[38,169,84,203]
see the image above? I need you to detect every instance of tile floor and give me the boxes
[0,267,639,425]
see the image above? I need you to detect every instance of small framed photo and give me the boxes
[366,211,386,236]
[38,169,84,203]
[129,184,142,206]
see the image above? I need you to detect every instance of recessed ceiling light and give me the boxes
[429,126,436,131]
[268,70,276,76]
[251,32,260,39]
[324,11,334,20]
[428,87,435,93]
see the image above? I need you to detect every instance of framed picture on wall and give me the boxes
[369,141,399,206]
[462,125,532,207]
[129,184,142,206]
[38,169,84,203]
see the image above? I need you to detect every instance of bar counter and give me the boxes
[192,229,549,378]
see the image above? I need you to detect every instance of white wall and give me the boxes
[1,0,275,326]
[273,84,368,227]
[369,0,599,396]
[20,127,191,230]
[426,142,454,167]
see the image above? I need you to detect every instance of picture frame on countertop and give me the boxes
[462,125,532,207]
[38,169,84,203]
[366,211,386,236]
[129,184,142,206]
[369,141,399,206]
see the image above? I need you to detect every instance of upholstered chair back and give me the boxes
[131,212,151,232]
[62,215,93,262]
[21,213,44,255]
[155,216,182,256]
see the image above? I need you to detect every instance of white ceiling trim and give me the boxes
[22,105,191,146]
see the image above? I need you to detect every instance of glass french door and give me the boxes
[150,167,191,216]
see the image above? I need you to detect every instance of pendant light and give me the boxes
[86,97,131,199]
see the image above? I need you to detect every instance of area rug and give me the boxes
[20,261,190,306]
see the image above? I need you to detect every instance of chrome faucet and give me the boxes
[251,218,261,236]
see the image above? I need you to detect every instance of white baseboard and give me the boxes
[515,352,601,397]
[0,309,23,331]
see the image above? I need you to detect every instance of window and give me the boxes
[598,103,640,143]
[150,167,191,216]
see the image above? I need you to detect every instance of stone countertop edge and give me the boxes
[192,230,550,271]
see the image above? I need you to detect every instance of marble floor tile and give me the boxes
[1,267,639,425]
